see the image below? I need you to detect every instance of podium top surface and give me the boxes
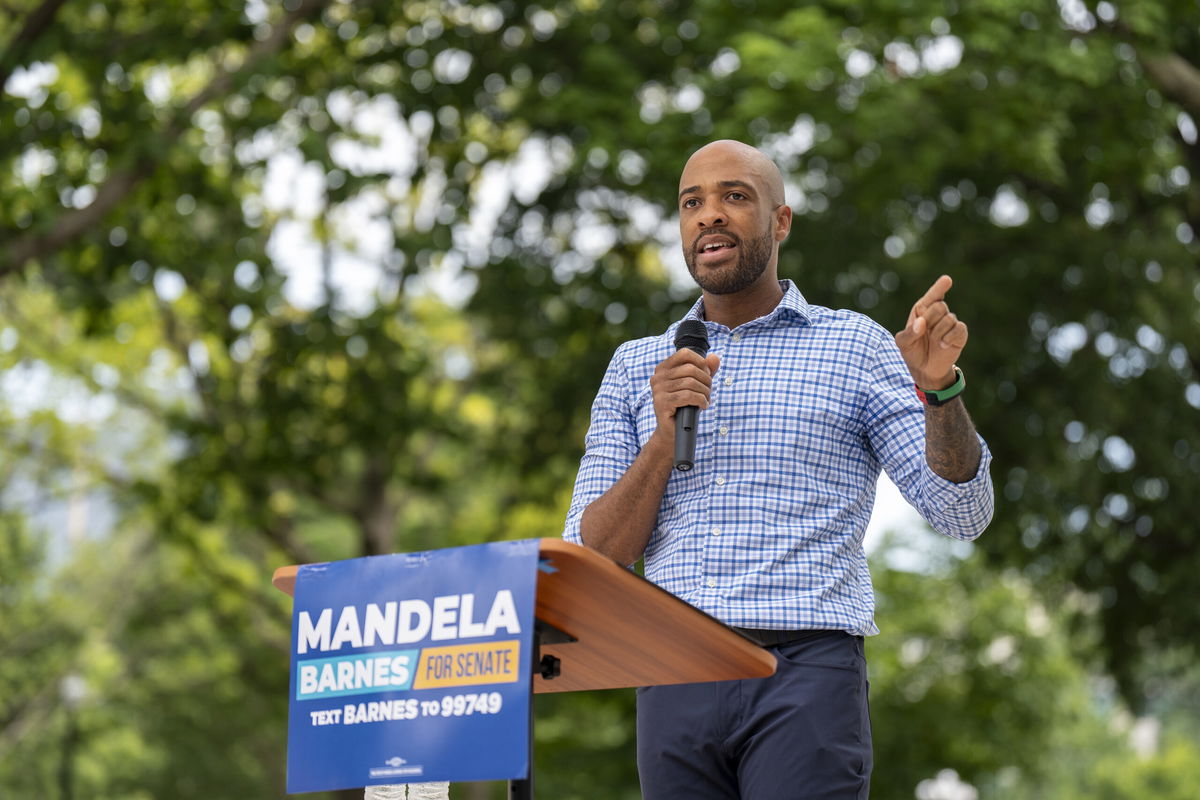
[272,539,776,694]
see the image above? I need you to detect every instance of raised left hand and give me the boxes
[894,274,968,389]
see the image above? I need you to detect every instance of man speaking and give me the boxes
[562,139,994,799]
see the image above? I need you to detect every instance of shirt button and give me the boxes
[732,333,743,343]
[723,376,733,386]
[712,527,722,536]
[706,578,717,588]
[715,476,726,486]
[719,425,729,436]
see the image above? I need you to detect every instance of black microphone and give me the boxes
[673,319,709,472]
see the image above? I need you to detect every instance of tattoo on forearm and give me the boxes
[924,400,982,483]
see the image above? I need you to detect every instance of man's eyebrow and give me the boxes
[719,180,756,194]
[677,180,757,201]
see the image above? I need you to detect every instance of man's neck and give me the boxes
[702,277,786,330]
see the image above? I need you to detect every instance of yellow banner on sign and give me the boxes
[412,640,522,689]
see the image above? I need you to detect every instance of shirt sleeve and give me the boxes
[562,345,642,545]
[862,333,995,541]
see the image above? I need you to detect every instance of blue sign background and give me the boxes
[286,539,539,794]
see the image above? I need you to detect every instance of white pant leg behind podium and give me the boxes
[365,783,450,799]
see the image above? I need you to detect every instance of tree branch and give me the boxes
[0,0,330,279]
[260,515,317,566]
[1093,13,1200,119]
[0,0,69,90]
[3,165,151,279]
[0,291,171,419]
[156,297,223,428]
[0,678,55,758]
[1140,51,1200,120]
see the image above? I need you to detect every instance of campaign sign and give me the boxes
[286,539,539,794]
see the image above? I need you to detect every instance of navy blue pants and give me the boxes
[636,631,872,799]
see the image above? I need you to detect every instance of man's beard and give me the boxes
[684,225,774,295]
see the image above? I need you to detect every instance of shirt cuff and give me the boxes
[918,434,994,534]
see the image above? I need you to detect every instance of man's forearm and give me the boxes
[924,399,982,483]
[579,432,675,565]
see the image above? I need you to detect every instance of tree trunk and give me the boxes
[357,456,396,556]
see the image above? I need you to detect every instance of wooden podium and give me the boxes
[273,538,776,796]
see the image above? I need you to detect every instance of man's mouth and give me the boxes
[694,235,738,265]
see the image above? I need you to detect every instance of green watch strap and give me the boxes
[915,366,966,406]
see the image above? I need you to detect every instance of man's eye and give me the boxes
[683,198,699,208]
[729,192,746,201]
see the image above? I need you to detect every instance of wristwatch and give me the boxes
[915,366,966,406]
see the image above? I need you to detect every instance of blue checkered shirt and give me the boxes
[563,281,994,635]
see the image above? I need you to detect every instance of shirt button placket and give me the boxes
[705,330,731,597]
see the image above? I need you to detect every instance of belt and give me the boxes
[730,627,839,647]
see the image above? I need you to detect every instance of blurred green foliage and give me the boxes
[3,0,1200,797]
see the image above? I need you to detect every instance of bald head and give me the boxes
[676,139,793,299]
[680,140,785,207]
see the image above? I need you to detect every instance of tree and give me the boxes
[4,0,1200,796]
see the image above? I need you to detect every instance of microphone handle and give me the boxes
[674,405,700,471]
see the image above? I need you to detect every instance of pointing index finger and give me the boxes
[915,274,954,313]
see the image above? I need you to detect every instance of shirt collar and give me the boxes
[680,279,814,330]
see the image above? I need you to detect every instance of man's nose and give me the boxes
[697,204,727,228]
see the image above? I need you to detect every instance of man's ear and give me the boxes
[774,204,793,242]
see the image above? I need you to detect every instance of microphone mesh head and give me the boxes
[674,319,709,356]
